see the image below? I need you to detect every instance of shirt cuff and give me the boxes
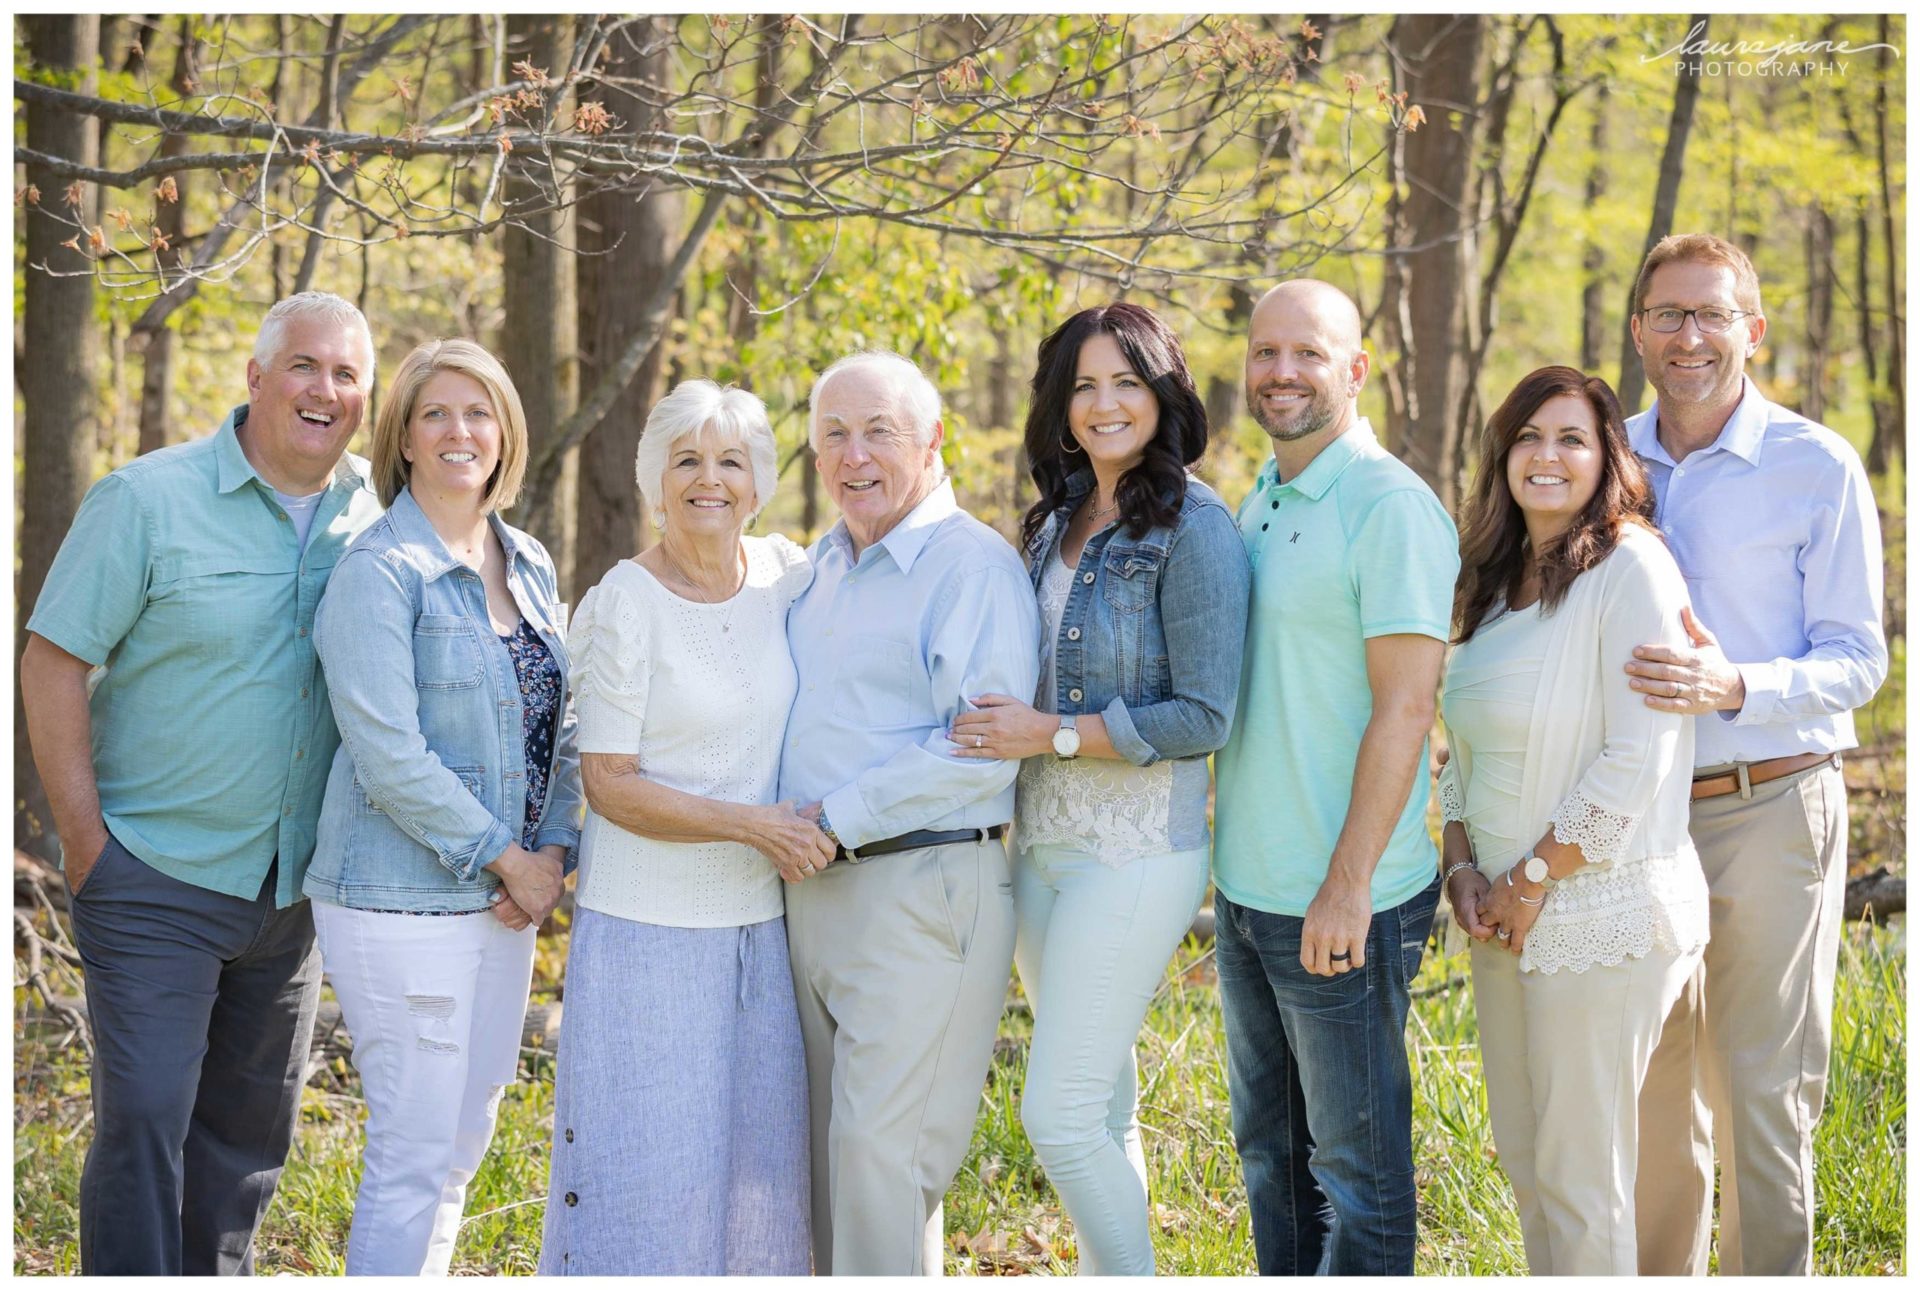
[821,784,879,851]
[532,824,581,872]
[1100,696,1161,767]
[1729,660,1783,726]
[450,819,518,883]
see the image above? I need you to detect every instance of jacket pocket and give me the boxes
[414,615,484,690]
[1101,549,1159,614]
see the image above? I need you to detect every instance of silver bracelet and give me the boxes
[1504,867,1545,907]
[1442,860,1478,882]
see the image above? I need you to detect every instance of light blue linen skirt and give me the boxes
[538,909,811,1274]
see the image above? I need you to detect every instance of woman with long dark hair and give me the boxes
[1437,366,1708,1274]
[950,303,1248,1273]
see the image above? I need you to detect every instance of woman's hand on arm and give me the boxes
[580,754,832,882]
[737,802,837,882]
[950,693,1117,761]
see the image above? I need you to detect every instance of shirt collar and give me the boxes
[824,477,959,575]
[1262,417,1377,501]
[215,403,373,497]
[1631,378,1767,468]
[387,486,533,582]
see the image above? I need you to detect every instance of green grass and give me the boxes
[13,919,1905,1275]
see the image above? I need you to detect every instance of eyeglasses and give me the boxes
[1640,305,1752,335]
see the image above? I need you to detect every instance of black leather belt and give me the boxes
[835,824,1007,865]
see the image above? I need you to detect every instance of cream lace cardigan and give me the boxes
[1439,525,1709,975]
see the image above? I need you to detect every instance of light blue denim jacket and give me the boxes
[305,487,583,912]
[1021,468,1251,849]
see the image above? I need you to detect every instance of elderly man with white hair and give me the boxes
[781,350,1041,1275]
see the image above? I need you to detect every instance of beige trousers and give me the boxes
[784,838,1016,1276]
[1473,937,1698,1275]
[1635,761,1848,1275]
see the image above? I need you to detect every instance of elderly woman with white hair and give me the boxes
[538,380,826,1275]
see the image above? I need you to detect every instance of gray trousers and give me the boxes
[785,838,1016,1276]
[66,833,322,1276]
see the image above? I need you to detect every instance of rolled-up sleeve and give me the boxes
[313,551,516,880]
[822,565,1041,848]
[1103,503,1252,766]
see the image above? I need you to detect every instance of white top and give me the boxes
[1016,552,1173,865]
[569,534,811,927]
[1439,526,1709,975]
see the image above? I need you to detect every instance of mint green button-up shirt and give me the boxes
[26,405,384,906]
[1212,419,1459,917]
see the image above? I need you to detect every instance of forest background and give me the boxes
[11,11,1908,1274]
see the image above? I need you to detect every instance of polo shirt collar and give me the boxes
[1632,378,1767,468]
[387,485,533,582]
[1265,417,1376,501]
[215,402,374,497]
[825,477,958,574]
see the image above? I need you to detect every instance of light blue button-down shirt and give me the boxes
[1628,379,1887,768]
[25,405,384,905]
[779,480,1041,850]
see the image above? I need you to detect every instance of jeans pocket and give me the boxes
[67,835,118,900]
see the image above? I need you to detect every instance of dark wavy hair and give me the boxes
[1018,303,1210,547]
[1453,365,1658,644]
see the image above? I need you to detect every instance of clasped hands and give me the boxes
[485,842,569,931]
[1445,863,1540,955]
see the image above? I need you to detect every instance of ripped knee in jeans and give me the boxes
[406,994,461,1055]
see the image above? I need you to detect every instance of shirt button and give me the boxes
[564,1192,578,1207]
[1261,523,1270,531]
[1270,499,1279,510]
[1068,688,1083,702]
[1082,572,1095,585]
[294,749,304,760]
[277,513,289,522]
[1066,627,1080,641]
[284,806,293,816]
[297,627,308,638]
[564,1128,574,1143]
[300,687,309,699]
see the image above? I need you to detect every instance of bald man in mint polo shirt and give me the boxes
[1210,281,1458,1276]
[20,292,385,1275]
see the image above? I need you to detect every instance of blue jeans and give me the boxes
[1214,875,1442,1275]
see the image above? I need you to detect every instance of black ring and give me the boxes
[1329,950,1352,962]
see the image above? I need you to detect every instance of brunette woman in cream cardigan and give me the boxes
[1437,366,1709,1275]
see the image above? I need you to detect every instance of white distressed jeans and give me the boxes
[311,900,537,1275]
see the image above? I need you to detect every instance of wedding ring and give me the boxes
[1329,950,1351,963]
[975,735,984,748]
[1497,928,1512,940]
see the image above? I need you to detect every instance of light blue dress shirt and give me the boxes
[1628,378,1887,768]
[779,480,1042,850]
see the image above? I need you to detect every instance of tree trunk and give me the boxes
[136,16,199,457]
[1871,16,1904,473]
[18,15,103,862]
[500,14,580,596]
[1616,16,1707,416]
[574,20,683,593]
[1390,15,1486,508]
[1579,86,1610,371]
[1802,205,1834,424]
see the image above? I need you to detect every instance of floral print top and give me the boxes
[502,616,561,848]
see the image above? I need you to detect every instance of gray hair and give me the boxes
[635,379,780,525]
[252,291,375,380]
[807,350,945,479]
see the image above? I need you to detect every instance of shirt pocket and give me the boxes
[1101,549,1160,615]
[146,553,294,660]
[835,636,919,729]
[414,614,485,690]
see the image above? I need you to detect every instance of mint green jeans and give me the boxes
[1012,843,1211,1275]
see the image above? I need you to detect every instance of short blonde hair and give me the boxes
[371,339,530,511]
[634,380,780,525]
[1633,233,1764,317]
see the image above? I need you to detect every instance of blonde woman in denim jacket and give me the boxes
[952,304,1250,1274]
[307,340,582,1274]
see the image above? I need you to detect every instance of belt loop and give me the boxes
[1737,762,1753,800]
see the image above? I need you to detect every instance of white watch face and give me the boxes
[1052,726,1081,757]
[1524,855,1550,884]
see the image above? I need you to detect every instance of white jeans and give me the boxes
[311,901,537,1275]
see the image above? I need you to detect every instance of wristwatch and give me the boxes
[1051,714,1081,760]
[1520,854,1557,890]
[816,809,840,846]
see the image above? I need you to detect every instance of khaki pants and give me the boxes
[1473,938,1698,1274]
[1636,762,1848,1275]
[784,839,1016,1276]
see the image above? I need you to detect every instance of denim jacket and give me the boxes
[1021,468,1251,848]
[305,487,584,912]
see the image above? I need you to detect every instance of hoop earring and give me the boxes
[1061,431,1084,457]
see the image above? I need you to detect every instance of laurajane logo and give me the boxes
[1646,19,1900,76]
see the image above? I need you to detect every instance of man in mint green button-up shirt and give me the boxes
[1209,281,1457,1275]
[20,292,384,1274]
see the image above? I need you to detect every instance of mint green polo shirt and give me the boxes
[1212,419,1458,917]
[26,406,384,906]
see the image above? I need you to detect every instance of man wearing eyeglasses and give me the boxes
[1620,234,1886,1276]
